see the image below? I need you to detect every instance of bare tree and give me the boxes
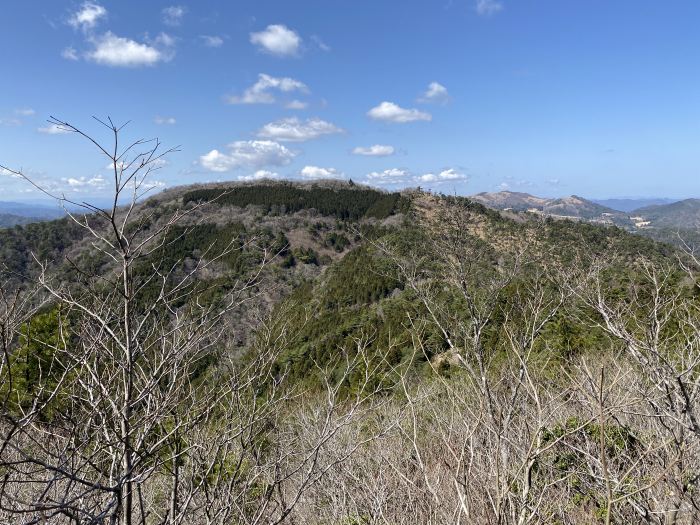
[0,117,395,525]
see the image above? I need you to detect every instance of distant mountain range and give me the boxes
[470,191,626,221]
[0,201,65,228]
[469,191,700,235]
[591,198,678,213]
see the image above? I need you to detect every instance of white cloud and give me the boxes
[38,124,71,135]
[367,102,431,123]
[419,82,450,104]
[250,24,301,57]
[476,0,503,16]
[15,108,35,116]
[352,144,395,157]
[61,47,79,60]
[0,118,22,126]
[256,117,343,142]
[152,32,176,48]
[199,140,296,173]
[63,175,106,189]
[162,6,185,26]
[365,167,466,186]
[286,100,308,110]
[86,32,173,67]
[416,168,466,183]
[300,165,344,179]
[496,177,532,190]
[200,35,224,48]
[227,73,308,105]
[311,35,330,52]
[238,170,281,181]
[366,168,412,185]
[154,116,176,125]
[0,167,22,179]
[143,179,167,190]
[68,2,107,30]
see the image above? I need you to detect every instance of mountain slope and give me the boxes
[3,181,695,524]
[0,213,42,228]
[469,190,629,224]
[544,195,619,219]
[469,191,550,211]
[632,198,700,229]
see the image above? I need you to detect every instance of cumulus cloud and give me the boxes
[300,166,344,179]
[65,3,174,67]
[85,31,174,67]
[68,2,107,30]
[416,168,466,183]
[154,116,176,125]
[238,170,281,181]
[367,102,431,123]
[15,108,35,116]
[227,73,309,105]
[142,179,167,190]
[200,35,224,48]
[365,167,466,186]
[38,124,71,135]
[476,0,503,16]
[366,168,412,185]
[418,82,450,104]
[63,175,107,189]
[353,145,395,157]
[162,6,185,26]
[199,140,296,173]
[250,24,301,57]
[256,117,343,142]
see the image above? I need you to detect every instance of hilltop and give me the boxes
[469,190,700,246]
[632,198,700,229]
[470,190,630,225]
[2,179,697,523]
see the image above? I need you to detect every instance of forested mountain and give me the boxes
[0,212,41,228]
[632,198,700,228]
[2,175,700,523]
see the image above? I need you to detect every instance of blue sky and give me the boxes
[1,0,699,201]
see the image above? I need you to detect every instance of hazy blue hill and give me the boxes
[0,201,65,220]
[592,197,677,212]
[0,213,43,228]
